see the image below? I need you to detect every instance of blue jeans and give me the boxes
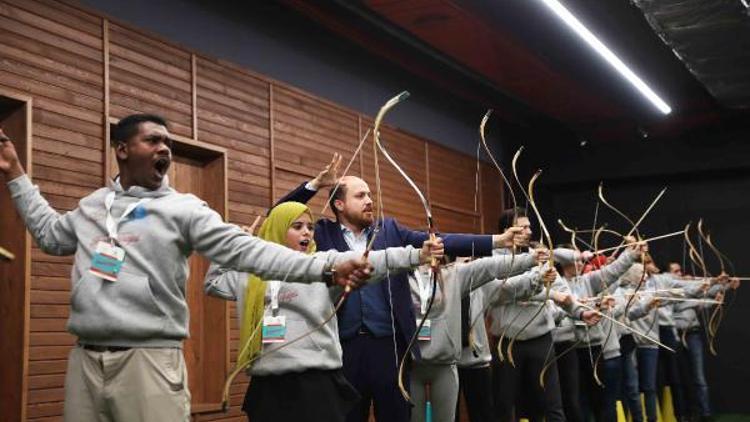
[657,326,685,418]
[637,348,659,422]
[601,356,622,422]
[576,346,622,422]
[685,331,711,416]
[620,336,643,422]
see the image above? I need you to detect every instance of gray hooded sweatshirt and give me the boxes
[204,246,422,376]
[8,175,334,348]
[671,282,724,331]
[650,273,710,326]
[552,248,638,346]
[458,288,492,368]
[489,248,585,342]
[409,253,539,365]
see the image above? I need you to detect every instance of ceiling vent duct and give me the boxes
[632,0,750,109]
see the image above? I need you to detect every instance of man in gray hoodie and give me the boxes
[0,114,371,422]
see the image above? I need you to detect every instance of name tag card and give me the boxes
[262,315,287,344]
[89,241,126,282]
[417,319,432,341]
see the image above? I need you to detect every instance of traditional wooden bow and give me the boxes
[506,168,555,366]
[683,222,718,354]
[697,219,727,355]
[467,110,519,362]
[369,91,442,403]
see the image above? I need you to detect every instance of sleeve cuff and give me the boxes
[7,174,33,197]
[574,306,585,320]
[553,248,576,266]
[312,258,328,283]
[520,253,537,270]
[304,181,318,192]
[409,247,421,267]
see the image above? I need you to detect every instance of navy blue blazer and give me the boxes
[276,183,495,348]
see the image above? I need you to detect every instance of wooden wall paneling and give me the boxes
[103,18,111,182]
[192,54,198,139]
[361,120,427,230]
[428,142,482,233]
[428,143,479,211]
[425,142,430,203]
[2,0,101,37]
[196,56,271,226]
[269,83,275,208]
[481,162,504,234]
[358,115,365,178]
[108,22,193,137]
[271,85,360,220]
[432,206,481,235]
[0,0,105,214]
[0,91,32,422]
[0,2,105,419]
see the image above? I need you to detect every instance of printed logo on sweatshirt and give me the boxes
[91,234,141,247]
[412,297,444,310]
[278,290,299,303]
[130,204,148,220]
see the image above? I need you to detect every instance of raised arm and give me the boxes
[658,273,709,296]
[582,248,639,294]
[187,203,367,287]
[397,222,522,258]
[627,293,663,321]
[273,153,342,208]
[2,133,79,256]
[319,245,425,283]
[6,176,79,256]
[479,267,544,305]
[455,252,539,298]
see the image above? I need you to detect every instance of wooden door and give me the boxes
[167,153,228,413]
[0,93,32,422]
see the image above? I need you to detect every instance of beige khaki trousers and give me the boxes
[63,345,191,422]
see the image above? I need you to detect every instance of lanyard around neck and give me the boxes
[104,191,152,242]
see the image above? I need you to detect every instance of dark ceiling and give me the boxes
[280,0,750,144]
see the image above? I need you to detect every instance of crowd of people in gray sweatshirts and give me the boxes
[0,114,738,422]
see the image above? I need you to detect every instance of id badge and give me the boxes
[89,241,126,282]
[417,319,432,341]
[262,315,287,344]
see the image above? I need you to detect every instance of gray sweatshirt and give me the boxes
[673,282,725,331]
[597,293,629,359]
[8,175,335,348]
[204,246,421,376]
[612,284,644,338]
[650,274,710,326]
[622,278,666,349]
[409,253,539,365]
[458,288,492,368]
[552,249,638,345]
[489,257,585,341]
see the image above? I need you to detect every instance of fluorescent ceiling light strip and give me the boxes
[539,0,672,114]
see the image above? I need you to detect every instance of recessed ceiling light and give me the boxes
[538,0,672,115]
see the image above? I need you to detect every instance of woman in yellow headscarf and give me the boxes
[204,201,439,421]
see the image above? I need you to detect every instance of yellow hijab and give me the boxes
[237,202,317,369]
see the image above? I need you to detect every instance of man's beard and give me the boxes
[344,210,373,229]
